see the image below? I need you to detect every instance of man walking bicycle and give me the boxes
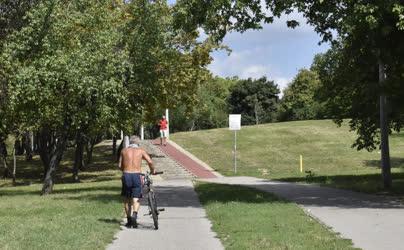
[119,136,156,228]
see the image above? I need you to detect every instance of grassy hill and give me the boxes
[171,120,404,194]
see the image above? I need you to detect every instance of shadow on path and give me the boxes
[204,177,404,209]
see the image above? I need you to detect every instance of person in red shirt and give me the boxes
[158,115,168,146]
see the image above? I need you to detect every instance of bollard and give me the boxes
[300,155,303,173]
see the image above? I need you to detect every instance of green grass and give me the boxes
[171,120,404,194]
[195,182,357,250]
[0,141,123,250]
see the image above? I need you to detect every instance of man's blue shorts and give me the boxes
[121,172,142,198]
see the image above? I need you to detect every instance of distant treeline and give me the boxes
[169,63,327,132]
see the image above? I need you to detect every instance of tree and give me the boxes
[124,0,215,125]
[170,76,237,131]
[1,0,218,192]
[3,0,128,193]
[0,0,42,179]
[228,77,280,125]
[279,69,324,121]
[173,0,274,42]
[268,0,404,188]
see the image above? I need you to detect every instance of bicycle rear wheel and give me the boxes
[148,191,158,230]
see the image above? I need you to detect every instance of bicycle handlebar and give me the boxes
[140,171,164,176]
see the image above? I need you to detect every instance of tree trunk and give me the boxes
[23,131,33,161]
[38,127,67,195]
[2,157,9,179]
[85,136,98,165]
[73,132,84,182]
[14,138,24,155]
[190,120,195,131]
[253,95,260,125]
[112,136,117,156]
[33,132,40,154]
[12,146,16,186]
[116,139,124,162]
[85,142,94,165]
[379,60,391,188]
[0,140,10,179]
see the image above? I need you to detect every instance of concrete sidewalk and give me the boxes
[107,179,223,250]
[202,176,404,250]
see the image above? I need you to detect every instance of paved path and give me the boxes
[202,176,404,250]
[107,141,223,250]
[140,140,194,180]
[107,179,223,250]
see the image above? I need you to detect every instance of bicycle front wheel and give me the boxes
[148,191,158,230]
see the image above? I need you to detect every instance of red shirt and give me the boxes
[159,119,168,130]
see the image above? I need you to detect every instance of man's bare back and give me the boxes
[119,147,154,173]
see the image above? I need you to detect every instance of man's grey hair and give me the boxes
[129,136,141,145]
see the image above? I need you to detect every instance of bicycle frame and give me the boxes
[140,171,163,230]
[141,171,155,193]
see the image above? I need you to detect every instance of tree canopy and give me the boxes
[0,0,216,194]
[279,69,324,121]
[228,77,280,125]
[170,76,237,132]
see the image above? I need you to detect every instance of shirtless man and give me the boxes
[119,136,156,228]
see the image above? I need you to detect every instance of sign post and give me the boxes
[165,108,170,139]
[140,124,144,140]
[229,114,241,174]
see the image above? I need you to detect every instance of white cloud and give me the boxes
[240,65,269,79]
[209,49,260,78]
[273,77,292,97]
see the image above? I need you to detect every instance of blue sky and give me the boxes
[166,0,330,93]
[208,12,330,93]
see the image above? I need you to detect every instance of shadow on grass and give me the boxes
[275,172,404,196]
[1,141,166,189]
[54,193,122,204]
[196,178,404,209]
[51,182,277,209]
[364,157,404,168]
[98,218,121,224]
[195,182,289,206]
[391,132,404,139]
[252,173,404,208]
[0,189,42,196]
[0,184,121,197]
[48,183,204,208]
[52,185,121,194]
[1,142,120,187]
[71,174,119,183]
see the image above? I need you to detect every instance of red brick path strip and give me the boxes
[154,140,217,178]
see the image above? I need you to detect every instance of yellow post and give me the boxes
[300,155,303,173]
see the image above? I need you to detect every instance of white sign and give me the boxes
[229,114,241,130]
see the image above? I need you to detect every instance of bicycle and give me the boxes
[141,171,164,230]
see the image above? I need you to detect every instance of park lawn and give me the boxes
[0,141,123,250]
[195,182,357,250]
[171,120,404,195]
